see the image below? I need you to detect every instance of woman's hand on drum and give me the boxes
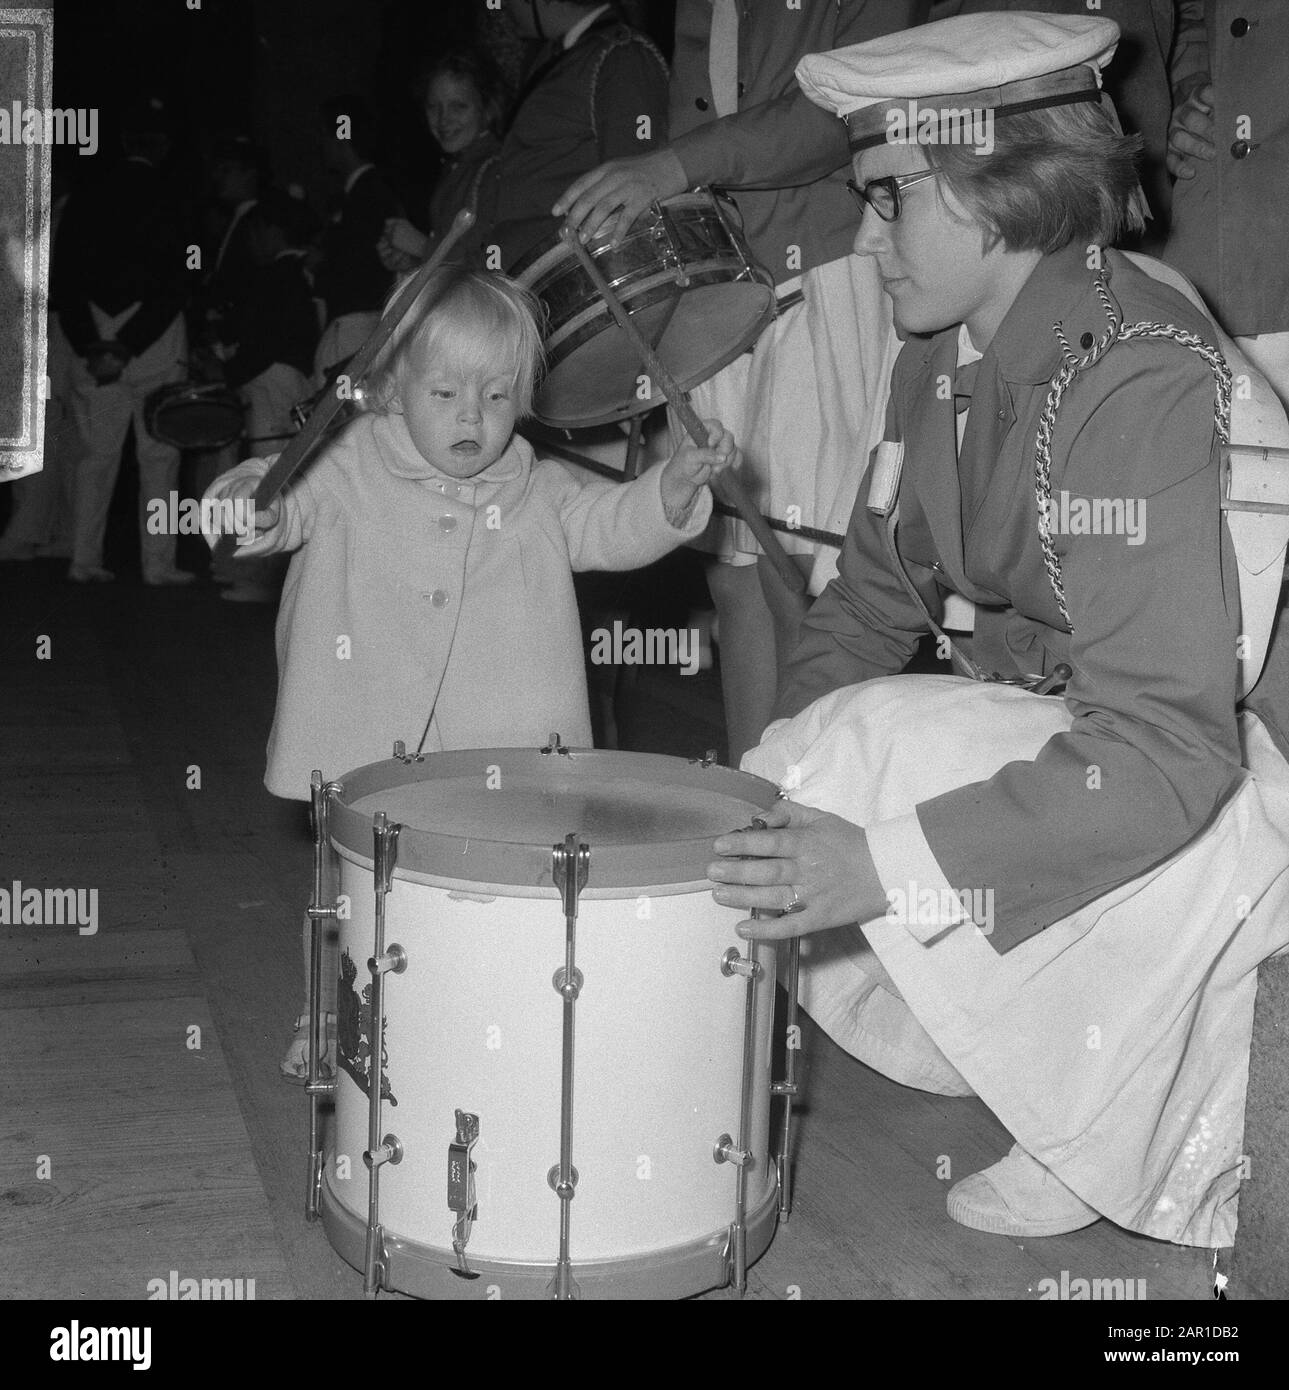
[708,799,889,941]
[553,150,689,247]
[660,419,737,529]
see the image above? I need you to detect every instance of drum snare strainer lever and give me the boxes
[448,1109,481,1279]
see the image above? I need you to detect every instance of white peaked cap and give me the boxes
[796,12,1120,149]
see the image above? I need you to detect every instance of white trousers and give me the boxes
[68,313,187,574]
[746,675,1289,1247]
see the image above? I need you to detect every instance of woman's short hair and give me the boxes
[363,266,545,419]
[926,98,1145,254]
[414,49,506,140]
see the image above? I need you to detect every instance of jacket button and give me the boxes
[1080,331,1094,349]
[695,96,708,111]
[438,515,457,533]
[430,590,448,608]
[1230,17,1251,37]
[1231,139,1252,159]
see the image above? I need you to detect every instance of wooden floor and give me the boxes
[0,556,1213,1301]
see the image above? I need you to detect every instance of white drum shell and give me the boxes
[328,852,777,1268]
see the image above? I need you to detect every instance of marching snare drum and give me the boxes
[309,742,785,1299]
[143,381,244,450]
[513,191,776,429]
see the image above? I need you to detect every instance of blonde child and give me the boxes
[203,265,736,1076]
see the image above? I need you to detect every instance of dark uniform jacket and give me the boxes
[56,156,189,359]
[668,0,926,281]
[315,166,402,320]
[1165,0,1289,337]
[223,250,318,389]
[778,243,1250,954]
[484,9,669,270]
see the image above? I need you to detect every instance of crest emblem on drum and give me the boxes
[337,949,399,1106]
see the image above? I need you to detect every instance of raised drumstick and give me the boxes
[212,209,477,561]
[558,224,807,596]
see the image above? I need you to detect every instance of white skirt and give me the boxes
[678,255,899,594]
[743,675,1289,1246]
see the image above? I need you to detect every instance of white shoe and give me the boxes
[143,568,195,587]
[946,1143,1101,1237]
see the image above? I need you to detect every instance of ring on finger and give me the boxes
[781,886,807,916]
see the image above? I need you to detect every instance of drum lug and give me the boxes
[721,947,762,980]
[689,748,719,768]
[369,943,407,976]
[448,1111,481,1280]
[391,740,424,764]
[552,965,584,1000]
[364,1133,404,1170]
[649,199,687,285]
[541,731,572,756]
[713,1134,750,1168]
[305,770,343,1224]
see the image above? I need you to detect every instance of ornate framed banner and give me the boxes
[0,5,52,481]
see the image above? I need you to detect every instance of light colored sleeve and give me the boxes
[537,457,713,572]
[201,455,318,558]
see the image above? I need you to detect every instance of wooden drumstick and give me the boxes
[558,226,807,596]
[212,208,477,561]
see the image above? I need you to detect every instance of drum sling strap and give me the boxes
[867,269,1232,691]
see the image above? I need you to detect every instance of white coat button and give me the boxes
[430,590,449,608]
[439,515,457,533]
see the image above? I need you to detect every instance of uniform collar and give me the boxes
[908,241,1107,387]
[564,4,612,49]
[372,412,530,487]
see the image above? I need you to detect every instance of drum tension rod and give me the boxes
[719,932,764,1296]
[771,937,803,1224]
[549,833,590,1301]
[361,811,404,1299]
[306,771,343,1223]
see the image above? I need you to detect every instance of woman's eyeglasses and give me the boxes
[846,170,942,222]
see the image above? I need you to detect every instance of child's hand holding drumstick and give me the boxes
[659,418,738,530]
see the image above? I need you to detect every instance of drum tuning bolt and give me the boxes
[369,944,407,976]
[721,947,762,980]
[713,1134,751,1168]
[364,1134,403,1170]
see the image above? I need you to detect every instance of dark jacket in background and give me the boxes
[56,156,190,359]
[223,250,318,388]
[315,165,402,319]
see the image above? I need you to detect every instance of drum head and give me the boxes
[329,747,780,890]
[533,280,773,429]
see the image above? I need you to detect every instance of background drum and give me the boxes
[514,191,776,430]
[309,744,785,1299]
[143,381,244,450]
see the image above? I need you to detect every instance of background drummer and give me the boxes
[55,96,193,586]
[556,0,927,764]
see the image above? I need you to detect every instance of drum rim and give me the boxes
[511,190,727,283]
[327,746,780,889]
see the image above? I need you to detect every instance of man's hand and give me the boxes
[1167,80,1216,180]
[554,150,689,247]
[659,417,737,528]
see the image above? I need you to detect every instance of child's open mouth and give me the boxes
[452,441,481,454]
